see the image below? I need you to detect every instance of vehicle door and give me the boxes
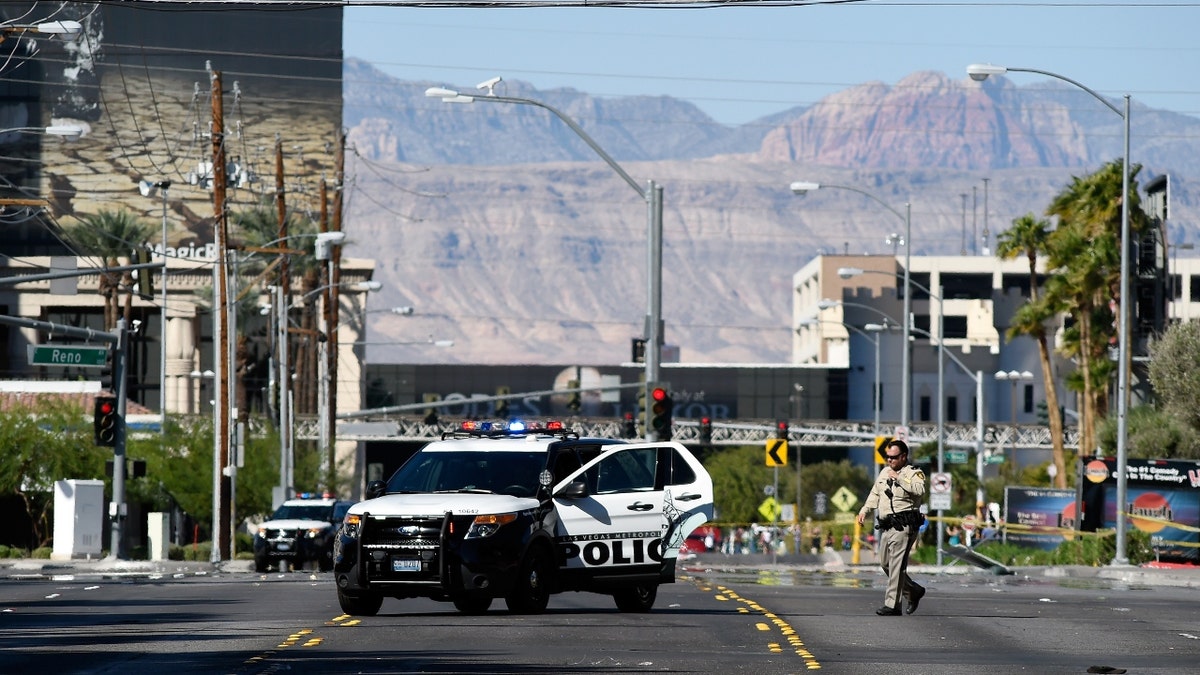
[552,442,712,574]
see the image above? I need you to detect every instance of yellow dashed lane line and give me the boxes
[706,582,822,670]
[246,615,358,665]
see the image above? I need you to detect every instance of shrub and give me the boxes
[31,547,53,559]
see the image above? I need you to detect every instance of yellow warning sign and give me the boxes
[758,497,782,521]
[765,439,788,467]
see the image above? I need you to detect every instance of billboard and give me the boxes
[1004,459,1200,562]
[1003,487,1078,551]
[1081,458,1200,563]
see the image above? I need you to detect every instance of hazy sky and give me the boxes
[343,1,1200,127]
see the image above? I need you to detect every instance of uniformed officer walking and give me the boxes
[856,439,927,616]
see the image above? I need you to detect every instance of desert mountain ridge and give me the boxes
[341,60,1199,366]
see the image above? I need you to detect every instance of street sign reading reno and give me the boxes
[27,344,109,367]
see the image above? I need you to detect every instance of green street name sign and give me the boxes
[946,449,969,464]
[28,345,109,368]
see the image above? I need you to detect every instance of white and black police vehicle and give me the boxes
[333,420,713,615]
[254,494,355,573]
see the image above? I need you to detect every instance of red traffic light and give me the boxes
[651,387,668,402]
[99,401,115,415]
[701,416,711,425]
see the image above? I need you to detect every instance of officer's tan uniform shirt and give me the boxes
[859,464,926,520]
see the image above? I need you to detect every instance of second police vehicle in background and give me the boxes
[254,494,356,572]
[333,420,713,615]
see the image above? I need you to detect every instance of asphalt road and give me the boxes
[1,563,1196,674]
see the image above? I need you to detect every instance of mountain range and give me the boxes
[341,60,1200,366]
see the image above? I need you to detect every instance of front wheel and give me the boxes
[613,584,657,612]
[505,547,551,614]
[337,587,384,616]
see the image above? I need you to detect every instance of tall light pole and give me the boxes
[792,182,912,434]
[427,79,665,439]
[967,63,1132,565]
[139,179,171,422]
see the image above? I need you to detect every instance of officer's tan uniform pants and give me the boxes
[879,524,921,610]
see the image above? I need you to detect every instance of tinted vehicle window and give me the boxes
[386,451,547,496]
[586,447,657,494]
[272,504,333,521]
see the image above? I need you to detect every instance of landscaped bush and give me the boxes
[31,547,53,559]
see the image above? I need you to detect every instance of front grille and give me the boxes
[360,513,449,584]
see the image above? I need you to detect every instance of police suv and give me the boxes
[254,494,355,573]
[333,420,714,615]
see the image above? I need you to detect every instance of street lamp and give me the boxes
[994,369,1035,465]
[138,179,171,422]
[967,63,1132,565]
[793,181,913,433]
[0,20,82,41]
[428,78,666,440]
[0,125,84,141]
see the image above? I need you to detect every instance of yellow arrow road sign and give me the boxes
[765,439,788,466]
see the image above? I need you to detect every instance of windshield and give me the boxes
[386,451,547,498]
[271,504,334,522]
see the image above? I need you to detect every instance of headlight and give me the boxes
[465,513,517,539]
[341,514,361,539]
[305,527,325,539]
[256,527,267,538]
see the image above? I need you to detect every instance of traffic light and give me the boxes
[775,419,789,440]
[699,416,713,446]
[94,396,118,447]
[495,386,510,419]
[1036,400,1049,425]
[622,412,637,439]
[422,393,440,425]
[135,247,154,298]
[566,379,581,414]
[650,385,672,440]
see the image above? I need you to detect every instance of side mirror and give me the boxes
[365,480,387,500]
[555,479,589,500]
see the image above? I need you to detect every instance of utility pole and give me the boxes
[210,67,233,562]
[274,136,293,507]
[325,129,346,492]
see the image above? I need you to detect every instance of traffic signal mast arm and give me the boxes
[345,381,647,418]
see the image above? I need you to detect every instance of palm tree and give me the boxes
[1043,160,1149,458]
[996,213,1068,487]
[66,209,155,330]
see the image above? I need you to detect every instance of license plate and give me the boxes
[392,558,421,572]
[275,543,291,552]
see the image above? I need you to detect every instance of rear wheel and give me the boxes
[453,594,493,614]
[337,587,384,616]
[505,546,551,614]
[613,584,657,612]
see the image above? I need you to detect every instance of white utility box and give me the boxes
[147,512,170,561]
[52,479,105,560]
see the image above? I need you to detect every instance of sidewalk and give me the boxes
[681,549,1200,588]
[0,556,254,579]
